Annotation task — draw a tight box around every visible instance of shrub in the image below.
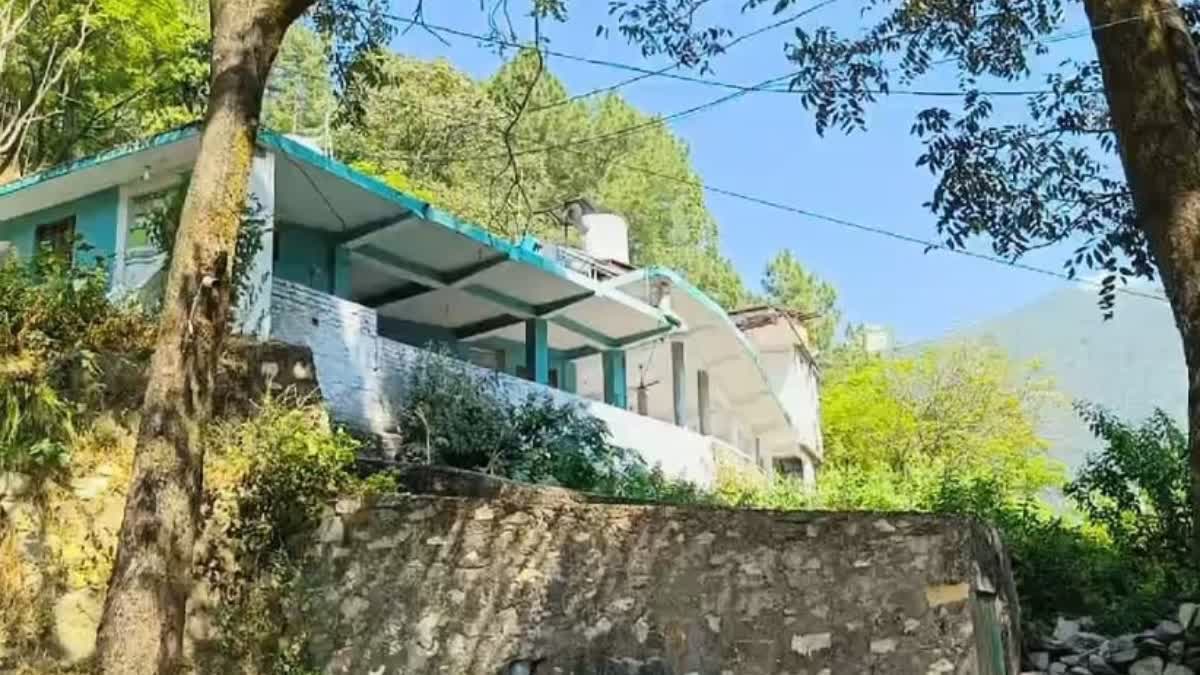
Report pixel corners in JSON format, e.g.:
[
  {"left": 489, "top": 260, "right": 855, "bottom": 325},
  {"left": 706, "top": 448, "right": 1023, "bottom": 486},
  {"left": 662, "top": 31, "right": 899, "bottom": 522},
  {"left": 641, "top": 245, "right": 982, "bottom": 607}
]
[
  {"left": 398, "top": 348, "right": 675, "bottom": 493},
  {"left": 200, "top": 396, "right": 393, "bottom": 673},
  {"left": 1068, "top": 403, "right": 1193, "bottom": 566},
  {"left": 0, "top": 255, "right": 154, "bottom": 471}
]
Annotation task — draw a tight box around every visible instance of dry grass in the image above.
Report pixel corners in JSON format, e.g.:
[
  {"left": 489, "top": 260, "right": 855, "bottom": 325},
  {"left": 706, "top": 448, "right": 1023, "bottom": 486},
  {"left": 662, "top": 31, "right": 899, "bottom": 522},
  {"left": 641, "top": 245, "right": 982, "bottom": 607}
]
[{"left": 0, "top": 525, "right": 47, "bottom": 659}]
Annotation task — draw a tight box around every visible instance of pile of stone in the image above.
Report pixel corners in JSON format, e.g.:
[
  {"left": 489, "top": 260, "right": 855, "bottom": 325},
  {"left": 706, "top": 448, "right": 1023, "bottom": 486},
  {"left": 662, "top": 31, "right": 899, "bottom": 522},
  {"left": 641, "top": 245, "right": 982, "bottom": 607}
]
[{"left": 1024, "top": 604, "right": 1200, "bottom": 675}]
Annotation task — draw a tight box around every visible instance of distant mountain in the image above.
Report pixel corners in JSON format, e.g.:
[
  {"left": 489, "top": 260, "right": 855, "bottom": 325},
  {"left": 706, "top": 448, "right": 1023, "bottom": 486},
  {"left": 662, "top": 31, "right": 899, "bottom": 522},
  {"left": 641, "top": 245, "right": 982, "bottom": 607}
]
[{"left": 941, "top": 285, "right": 1186, "bottom": 474}]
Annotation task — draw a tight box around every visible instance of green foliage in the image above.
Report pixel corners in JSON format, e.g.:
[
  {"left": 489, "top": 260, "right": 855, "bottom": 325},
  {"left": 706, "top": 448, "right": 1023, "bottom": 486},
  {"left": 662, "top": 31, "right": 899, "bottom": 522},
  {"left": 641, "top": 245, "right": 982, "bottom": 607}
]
[
  {"left": 731, "top": 358, "right": 1195, "bottom": 632},
  {"left": 333, "top": 50, "right": 751, "bottom": 308},
  {"left": 398, "top": 347, "right": 702, "bottom": 501},
  {"left": 219, "top": 402, "right": 363, "bottom": 563},
  {"left": 1068, "top": 403, "right": 1193, "bottom": 563},
  {"left": 400, "top": 348, "right": 622, "bottom": 488},
  {"left": 820, "top": 341, "right": 1064, "bottom": 499},
  {"left": 0, "top": 254, "right": 153, "bottom": 471},
  {"left": 202, "top": 397, "right": 392, "bottom": 674},
  {"left": 6, "top": 0, "right": 209, "bottom": 173},
  {"left": 759, "top": 249, "right": 840, "bottom": 353}
]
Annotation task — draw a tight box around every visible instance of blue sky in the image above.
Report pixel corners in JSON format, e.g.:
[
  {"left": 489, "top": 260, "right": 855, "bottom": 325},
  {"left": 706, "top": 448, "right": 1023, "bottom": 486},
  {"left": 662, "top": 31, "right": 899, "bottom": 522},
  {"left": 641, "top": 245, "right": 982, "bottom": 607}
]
[{"left": 386, "top": 1, "right": 1160, "bottom": 344}]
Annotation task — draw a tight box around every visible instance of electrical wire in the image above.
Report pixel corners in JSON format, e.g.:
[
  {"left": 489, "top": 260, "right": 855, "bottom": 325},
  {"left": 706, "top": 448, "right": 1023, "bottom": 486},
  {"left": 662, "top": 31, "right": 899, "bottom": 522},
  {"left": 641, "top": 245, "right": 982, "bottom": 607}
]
[{"left": 380, "top": 101, "right": 1168, "bottom": 305}]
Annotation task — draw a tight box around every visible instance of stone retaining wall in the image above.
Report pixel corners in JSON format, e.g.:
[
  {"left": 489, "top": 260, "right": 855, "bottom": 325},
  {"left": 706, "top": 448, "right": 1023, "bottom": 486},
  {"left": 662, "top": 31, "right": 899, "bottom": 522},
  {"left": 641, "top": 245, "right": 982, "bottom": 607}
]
[{"left": 299, "top": 467, "right": 1021, "bottom": 674}]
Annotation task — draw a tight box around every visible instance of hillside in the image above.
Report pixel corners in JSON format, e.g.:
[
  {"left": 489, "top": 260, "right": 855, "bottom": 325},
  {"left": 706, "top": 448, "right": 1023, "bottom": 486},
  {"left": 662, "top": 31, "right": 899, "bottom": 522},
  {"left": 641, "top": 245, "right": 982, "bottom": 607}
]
[{"left": 944, "top": 285, "right": 1186, "bottom": 474}]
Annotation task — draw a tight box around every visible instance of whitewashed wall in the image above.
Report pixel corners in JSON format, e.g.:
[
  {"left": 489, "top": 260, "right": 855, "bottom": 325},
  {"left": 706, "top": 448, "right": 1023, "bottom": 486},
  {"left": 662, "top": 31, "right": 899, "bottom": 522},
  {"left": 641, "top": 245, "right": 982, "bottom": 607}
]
[
  {"left": 269, "top": 280, "right": 718, "bottom": 486},
  {"left": 759, "top": 347, "right": 823, "bottom": 458}
]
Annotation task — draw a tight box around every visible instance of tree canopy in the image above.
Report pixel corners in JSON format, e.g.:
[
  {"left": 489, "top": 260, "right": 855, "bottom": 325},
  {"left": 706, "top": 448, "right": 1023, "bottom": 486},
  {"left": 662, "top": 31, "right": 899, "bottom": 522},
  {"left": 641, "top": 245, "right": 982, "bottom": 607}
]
[
  {"left": 327, "top": 44, "right": 753, "bottom": 307},
  {"left": 818, "top": 341, "right": 1064, "bottom": 507},
  {"left": 760, "top": 249, "right": 840, "bottom": 352},
  {"left": 1, "top": 0, "right": 208, "bottom": 175}
]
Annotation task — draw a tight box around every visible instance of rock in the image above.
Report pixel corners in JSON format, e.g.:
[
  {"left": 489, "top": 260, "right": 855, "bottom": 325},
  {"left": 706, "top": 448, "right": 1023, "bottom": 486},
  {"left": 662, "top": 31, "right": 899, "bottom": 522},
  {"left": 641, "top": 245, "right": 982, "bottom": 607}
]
[
  {"left": 1131, "top": 657, "right": 1166, "bottom": 675},
  {"left": 1067, "top": 632, "right": 1108, "bottom": 653},
  {"left": 1111, "top": 647, "right": 1142, "bottom": 665},
  {"left": 1166, "top": 666, "right": 1196, "bottom": 675},
  {"left": 1172, "top": 641, "right": 1187, "bottom": 661},
  {"left": 1182, "top": 604, "right": 1200, "bottom": 630},
  {"left": 1088, "top": 654, "right": 1119, "bottom": 675},
  {"left": 1143, "top": 639, "right": 1171, "bottom": 656},
  {"left": 316, "top": 516, "right": 344, "bottom": 544},
  {"left": 1056, "top": 618, "right": 1084, "bottom": 643},
  {"left": 0, "top": 472, "right": 31, "bottom": 498},
  {"left": 1062, "top": 654, "right": 1084, "bottom": 666},
  {"left": 1068, "top": 667, "right": 1091, "bottom": 675},
  {"left": 53, "top": 589, "right": 102, "bottom": 664},
  {"left": 1030, "top": 652, "right": 1051, "bottom": 670},
  {"left": 1159, "top": 622, "right": 1188, "bottom": 642},
  {"left": 1050, "top": 664, "right": 1069, "bottom": 675},
  {"left": 70, "top": 475, "right": 109, "bottom": 500}
]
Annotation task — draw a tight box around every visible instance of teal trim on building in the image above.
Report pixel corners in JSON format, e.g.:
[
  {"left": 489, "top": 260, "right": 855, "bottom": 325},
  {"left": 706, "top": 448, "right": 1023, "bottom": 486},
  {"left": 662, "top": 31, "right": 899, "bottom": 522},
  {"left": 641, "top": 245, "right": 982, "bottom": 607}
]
[
  {"left": 525, "top": 319, "right": 549, "bottom": 385},
  {"left": 603, "top": 350, "right": 628, "bottom": 409},
  {"left": 258, "top": 130, "right": 431, "bottom": 218},
  {"left": 0, "top": 187, "right": 120, "bottom": 275},
  {"left": 620, "top": 266, "right": 797, "bottom": 429},
  {"left": 0, "top": 125, "right": 200, "bottom": 199}
]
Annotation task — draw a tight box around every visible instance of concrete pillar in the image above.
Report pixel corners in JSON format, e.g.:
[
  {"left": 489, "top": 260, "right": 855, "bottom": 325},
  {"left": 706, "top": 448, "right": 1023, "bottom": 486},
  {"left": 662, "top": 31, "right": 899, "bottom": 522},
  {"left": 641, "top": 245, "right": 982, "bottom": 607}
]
[
  {"left": 525, "top": 319, "right": 549, "bottom": 384},
  {"left": 602, "top": 350, "right": 627, "bottom": 408},
  {"left": 671, "top": 341, "right": 687, "bottom": 427},
  {"left": 801, "top": 452, "right": 817, "bottom": 489},
  {"left": 697, "top": 369, "right": 711, "bottom": 436},
  {"left": 332, "top": 245, "right": 353, "bottom": 299}
]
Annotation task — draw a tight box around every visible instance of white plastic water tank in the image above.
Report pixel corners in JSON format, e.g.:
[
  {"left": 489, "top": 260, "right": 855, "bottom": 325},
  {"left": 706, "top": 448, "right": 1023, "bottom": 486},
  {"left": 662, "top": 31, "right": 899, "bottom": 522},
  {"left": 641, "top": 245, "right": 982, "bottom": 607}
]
[{"left": 580, "top": 212, "right": 630, "bottom": 264}]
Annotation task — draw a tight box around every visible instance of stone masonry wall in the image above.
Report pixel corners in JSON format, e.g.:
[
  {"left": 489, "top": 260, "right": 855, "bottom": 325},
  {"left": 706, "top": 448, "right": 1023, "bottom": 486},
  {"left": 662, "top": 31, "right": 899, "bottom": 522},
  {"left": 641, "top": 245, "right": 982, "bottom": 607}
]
[{"left": 300, "top": 468, "right": 1020, "bottom": 675}]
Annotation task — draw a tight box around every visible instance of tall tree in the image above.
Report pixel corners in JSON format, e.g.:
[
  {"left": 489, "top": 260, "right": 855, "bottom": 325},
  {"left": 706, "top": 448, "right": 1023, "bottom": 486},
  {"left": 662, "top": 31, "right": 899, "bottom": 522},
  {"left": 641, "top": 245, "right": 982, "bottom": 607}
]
[
  {"left": 262, "top": 24, "right": 337, "bottom": 141},
  {"left": 2, "top": 0, "right": 210, "bottom": 176},
  {"left": 93, "top": 0, "right": 332, "bottom": 671},
  {"left": 760, "top": 249, "right": 840, "bottom": 352}
]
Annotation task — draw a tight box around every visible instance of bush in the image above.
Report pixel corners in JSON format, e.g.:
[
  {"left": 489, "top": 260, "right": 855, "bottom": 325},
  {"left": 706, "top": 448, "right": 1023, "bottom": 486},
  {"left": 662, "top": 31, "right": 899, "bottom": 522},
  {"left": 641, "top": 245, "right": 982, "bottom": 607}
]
[
  {"left": 1068, "top": 403, "right": 1193, "bottom": 566},
  {"left": 398, "top": 348, "right": 691, "bottom": 495},
  {"left": 0, "top": 255, "right": 154, "bottom": 471},
  {"left": 200, "top": 396, "right": 393, "bottom": 673}
]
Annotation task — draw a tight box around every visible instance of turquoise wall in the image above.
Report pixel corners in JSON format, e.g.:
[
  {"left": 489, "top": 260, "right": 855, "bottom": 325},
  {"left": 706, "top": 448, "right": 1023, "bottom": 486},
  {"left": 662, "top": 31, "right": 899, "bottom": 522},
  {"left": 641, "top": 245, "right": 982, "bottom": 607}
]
[
  {"left": 274, "top": 223, "right": 337, "bottom": 294},
  {"left": 0, "top": 188, "right": 120, "bottom": 273}
]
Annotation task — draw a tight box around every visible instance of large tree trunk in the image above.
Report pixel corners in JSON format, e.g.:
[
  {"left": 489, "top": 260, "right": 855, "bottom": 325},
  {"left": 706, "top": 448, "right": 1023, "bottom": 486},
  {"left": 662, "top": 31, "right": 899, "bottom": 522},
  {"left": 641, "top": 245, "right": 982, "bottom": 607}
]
[
  {"left": 1084, "top": 0, "right": 1200, "bottom": 550},
  {"left": 94, "top": 0, "right": 308, "bottom": 671}
]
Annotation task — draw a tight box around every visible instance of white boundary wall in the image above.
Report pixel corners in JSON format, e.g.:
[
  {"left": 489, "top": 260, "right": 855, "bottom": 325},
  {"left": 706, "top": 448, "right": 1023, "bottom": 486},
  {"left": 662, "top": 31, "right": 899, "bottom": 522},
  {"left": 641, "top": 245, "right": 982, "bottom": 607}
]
[{"left": 270, "top": 280, "right": 718, "bottom": 486}]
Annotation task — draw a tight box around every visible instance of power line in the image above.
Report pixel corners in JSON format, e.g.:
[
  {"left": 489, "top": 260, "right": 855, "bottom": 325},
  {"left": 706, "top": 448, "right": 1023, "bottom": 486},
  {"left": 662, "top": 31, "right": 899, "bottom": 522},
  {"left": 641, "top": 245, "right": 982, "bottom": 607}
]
[
  {"left": 379, "top": 102, "right": 1167, "bottom": 305},
  {"left": 373, "top": 6, "right": 1056, "bottom": 104},
  {"left": 606, "top": 159, "right": 1167, "bottom": 304},
  {"left": 431, "top": 70, "right": 799, "bottom": 164}
]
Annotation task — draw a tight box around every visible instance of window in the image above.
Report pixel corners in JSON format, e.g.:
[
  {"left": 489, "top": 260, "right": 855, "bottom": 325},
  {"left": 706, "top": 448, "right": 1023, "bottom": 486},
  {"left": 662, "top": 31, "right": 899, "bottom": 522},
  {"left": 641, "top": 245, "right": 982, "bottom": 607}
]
[
  {"left": 35, "top": 217, "right": 75, "bottom": 262},
  {"left": 127, "top": 187, "right": 179, "bottom": 254}
]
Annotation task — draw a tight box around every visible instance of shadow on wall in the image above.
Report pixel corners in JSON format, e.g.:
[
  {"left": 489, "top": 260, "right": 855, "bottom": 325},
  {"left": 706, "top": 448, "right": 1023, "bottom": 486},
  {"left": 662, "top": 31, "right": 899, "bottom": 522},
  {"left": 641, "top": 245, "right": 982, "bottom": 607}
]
[{"left": 297, "top": 468, "right": 1020, "bottom": 675}]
